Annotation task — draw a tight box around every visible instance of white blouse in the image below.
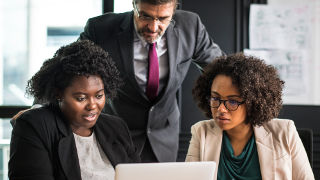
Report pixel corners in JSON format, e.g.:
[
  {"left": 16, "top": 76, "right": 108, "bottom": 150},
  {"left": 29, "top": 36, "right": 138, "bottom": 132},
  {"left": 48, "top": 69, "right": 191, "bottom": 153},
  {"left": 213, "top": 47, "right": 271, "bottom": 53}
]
[{"left": 73, "top": 132, "right": 115, "bottom": 180}]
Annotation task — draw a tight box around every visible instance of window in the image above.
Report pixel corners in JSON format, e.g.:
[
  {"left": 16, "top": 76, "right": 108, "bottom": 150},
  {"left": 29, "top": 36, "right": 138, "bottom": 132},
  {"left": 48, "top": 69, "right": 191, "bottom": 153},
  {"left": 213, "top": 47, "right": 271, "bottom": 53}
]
[
  {"left": 0, "top": 0, "right": 102, "bottom": 179},
  {"left": 0, "top": 0, "right": 102, "bottom": 106},
  {"left": 114, "top": 0, "right": 133, "bottom": 13}
]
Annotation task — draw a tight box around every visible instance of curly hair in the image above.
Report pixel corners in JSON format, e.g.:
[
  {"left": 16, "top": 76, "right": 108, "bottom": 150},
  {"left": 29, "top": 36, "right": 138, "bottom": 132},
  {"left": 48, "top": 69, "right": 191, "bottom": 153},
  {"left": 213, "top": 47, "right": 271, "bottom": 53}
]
[
  {"left": 192, "top": 53, "right": 284, "bottom": 126},
  {"left": 26, "top": 40, "right": 122, "bottom": 104}
]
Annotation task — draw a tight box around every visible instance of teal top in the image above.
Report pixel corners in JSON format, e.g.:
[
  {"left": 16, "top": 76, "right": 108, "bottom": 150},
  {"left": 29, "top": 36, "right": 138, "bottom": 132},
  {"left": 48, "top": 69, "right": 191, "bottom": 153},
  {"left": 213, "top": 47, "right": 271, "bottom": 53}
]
[{"left": 217, "top": 131, "right": 262, "bottom": 180}]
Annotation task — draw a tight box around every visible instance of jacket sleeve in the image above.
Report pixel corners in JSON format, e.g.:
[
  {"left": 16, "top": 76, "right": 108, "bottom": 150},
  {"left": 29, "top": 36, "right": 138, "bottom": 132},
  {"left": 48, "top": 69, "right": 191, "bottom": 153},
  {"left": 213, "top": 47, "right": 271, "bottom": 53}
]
[
  {"left": 288, "top": 121, "right": 315, "bottom": 180},
  {"left": 192, "top": 14, "right": 225, "bottom": 70},
  {"left": 185, "top": 124, "right": 201, "bottom": 161},
  {"left": 118, "top": 118, "right": 141, "bottom": 163},
  {"left": 8, "top": 113, "right": 55, "bottom": 180}
]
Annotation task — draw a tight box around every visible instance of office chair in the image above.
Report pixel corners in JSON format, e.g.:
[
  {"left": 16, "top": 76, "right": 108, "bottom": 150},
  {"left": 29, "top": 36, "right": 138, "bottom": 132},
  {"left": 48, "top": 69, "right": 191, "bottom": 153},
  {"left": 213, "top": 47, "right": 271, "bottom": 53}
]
[{"left": 297, "top": 128, "right": 313, "bottom": 168}]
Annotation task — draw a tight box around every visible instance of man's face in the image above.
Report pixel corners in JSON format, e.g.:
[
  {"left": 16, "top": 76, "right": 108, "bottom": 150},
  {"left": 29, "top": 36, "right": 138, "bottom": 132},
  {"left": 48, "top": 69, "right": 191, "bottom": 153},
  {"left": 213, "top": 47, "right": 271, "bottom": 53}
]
[{"left": 133, "top": 2, "right": 175, "bottom": 43}]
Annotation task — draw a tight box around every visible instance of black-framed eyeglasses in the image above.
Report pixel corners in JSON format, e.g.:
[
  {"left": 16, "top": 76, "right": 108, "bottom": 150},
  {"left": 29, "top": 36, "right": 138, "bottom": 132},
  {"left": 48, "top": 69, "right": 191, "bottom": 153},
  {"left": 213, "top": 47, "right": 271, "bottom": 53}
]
[
  {"left": 133, "top": 1, "right": 173, "bottom": 25},
  {"left": 209, "top": 97, "right": 244, "bottom": 111}
]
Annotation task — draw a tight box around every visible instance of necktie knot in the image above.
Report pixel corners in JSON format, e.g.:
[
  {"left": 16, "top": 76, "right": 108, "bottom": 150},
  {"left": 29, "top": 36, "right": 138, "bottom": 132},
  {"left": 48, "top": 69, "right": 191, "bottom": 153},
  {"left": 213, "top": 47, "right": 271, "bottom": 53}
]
[{"left": 146, "top": 43, "right": 159, "bottom": 101}]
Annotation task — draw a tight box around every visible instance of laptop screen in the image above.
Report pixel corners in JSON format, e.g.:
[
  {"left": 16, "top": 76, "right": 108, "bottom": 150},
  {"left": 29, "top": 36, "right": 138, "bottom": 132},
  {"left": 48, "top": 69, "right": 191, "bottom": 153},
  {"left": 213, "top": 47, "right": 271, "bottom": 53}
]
[{"left": 115, "top": 161, "right": 216, "bottom": 180}]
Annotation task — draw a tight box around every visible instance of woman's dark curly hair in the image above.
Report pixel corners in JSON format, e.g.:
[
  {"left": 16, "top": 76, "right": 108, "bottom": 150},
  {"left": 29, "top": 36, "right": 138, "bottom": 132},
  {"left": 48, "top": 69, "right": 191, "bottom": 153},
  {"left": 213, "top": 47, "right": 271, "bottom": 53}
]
[
  {"left": 192, "top": 53, "right": 284, "bottom": 126},
  {"left": 26, "top": 40, "right": 122, "bottom": 104}
]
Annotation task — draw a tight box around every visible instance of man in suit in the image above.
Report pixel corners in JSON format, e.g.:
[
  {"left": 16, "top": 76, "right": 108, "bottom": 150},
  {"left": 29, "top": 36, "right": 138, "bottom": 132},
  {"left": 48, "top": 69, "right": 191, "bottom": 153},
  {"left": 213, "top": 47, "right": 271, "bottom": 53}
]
[{"left": 79, "top": 0, "right": 224, "bottom": 162}]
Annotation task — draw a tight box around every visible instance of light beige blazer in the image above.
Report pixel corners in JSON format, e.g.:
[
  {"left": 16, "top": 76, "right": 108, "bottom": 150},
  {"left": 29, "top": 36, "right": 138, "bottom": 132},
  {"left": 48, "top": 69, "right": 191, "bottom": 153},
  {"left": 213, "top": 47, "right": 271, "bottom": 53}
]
[{"left": 185, "top": 119, "right": 314, "bottom": 180}]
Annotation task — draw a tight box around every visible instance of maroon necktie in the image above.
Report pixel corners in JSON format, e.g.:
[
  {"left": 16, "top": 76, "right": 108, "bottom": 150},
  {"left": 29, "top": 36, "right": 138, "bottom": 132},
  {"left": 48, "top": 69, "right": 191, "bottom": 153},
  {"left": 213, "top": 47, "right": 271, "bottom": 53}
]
[{"left": 146, "top": 43, "right": 159, "bottom": 100}]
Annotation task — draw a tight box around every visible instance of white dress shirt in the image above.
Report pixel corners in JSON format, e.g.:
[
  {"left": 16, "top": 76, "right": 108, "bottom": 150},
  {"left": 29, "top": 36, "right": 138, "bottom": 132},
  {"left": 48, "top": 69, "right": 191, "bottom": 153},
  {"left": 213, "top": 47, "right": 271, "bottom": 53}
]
[
  {"left": 133, "top": 24, "right": 169, "bottom": 95},
  {"left": 73, "top": 132, "right": 115, "bottom": 180}
]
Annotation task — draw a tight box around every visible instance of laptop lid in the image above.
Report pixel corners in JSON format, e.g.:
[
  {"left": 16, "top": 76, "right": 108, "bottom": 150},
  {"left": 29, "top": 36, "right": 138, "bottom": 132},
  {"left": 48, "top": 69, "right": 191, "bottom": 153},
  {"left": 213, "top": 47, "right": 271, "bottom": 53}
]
[{"left": 115, "top": 161, "right": 216, "bottom": 180}]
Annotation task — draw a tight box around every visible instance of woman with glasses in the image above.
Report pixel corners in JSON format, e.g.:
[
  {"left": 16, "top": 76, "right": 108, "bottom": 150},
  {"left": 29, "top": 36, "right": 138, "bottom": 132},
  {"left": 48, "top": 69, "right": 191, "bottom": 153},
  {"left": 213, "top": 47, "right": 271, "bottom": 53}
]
[
  {"left": 9, "top": 40, "right": 140, "bottom": 180},
  {"left": 185, "top": 53, "right": 314, "bottom": 179}
]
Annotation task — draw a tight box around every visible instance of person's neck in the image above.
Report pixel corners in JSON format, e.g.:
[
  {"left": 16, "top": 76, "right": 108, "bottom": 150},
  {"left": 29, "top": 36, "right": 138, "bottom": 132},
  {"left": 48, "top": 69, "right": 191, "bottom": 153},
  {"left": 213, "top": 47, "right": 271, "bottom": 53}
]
[
  {"left": 226, "top": 124, "right": 252, "bottom": 142},
  {"left": 225, "top": 124, "right": 253, "bottom": 156},
  {"left": 72, "top": 127, "right": 93, "bottom": 137}
]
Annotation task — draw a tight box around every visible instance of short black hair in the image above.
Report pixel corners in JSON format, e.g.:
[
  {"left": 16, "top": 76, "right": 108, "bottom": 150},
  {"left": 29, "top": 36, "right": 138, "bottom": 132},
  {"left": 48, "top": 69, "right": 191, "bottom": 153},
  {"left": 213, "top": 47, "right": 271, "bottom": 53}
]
[
  {"left": 192, "top": 53, "right": 284, "bottom": 126},
  {"left": 26, "top": 40, "right": 122, "bottom": 104}
]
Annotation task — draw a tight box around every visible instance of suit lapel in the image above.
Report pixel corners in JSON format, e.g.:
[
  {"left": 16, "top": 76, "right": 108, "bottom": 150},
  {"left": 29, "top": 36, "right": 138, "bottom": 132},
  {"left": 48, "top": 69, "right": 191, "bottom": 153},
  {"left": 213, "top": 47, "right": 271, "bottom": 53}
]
[
  {"left": 56, "top": 116, "right": 82, "bottom": 180},
  {"left": 203, "top": 121, "right": 222, "bottom": 162},
  {"left": 161, "top": 21, "right": 179, "bottom": 99},
  {"left": 116, "top": 12, "right": 148, "bottom": 100},
  {"left": 254, "top": 125, "right": 275, "bottom": 180},
  {"left": 205, "top": 121, "right": 223, "bottom": 180},
  {"left": 94, "top": 123, "right": 117, "bottom": 168}
]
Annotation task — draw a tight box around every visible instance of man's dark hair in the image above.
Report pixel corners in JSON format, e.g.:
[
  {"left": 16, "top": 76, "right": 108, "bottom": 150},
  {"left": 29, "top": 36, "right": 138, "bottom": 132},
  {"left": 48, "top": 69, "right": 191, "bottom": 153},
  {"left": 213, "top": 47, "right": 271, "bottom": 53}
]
[
  {"left": 26, "top": 40, "right": 122, "bottom": 104},
  {"left": 192, "top": 53, "right": 284, "bottom": 126}
]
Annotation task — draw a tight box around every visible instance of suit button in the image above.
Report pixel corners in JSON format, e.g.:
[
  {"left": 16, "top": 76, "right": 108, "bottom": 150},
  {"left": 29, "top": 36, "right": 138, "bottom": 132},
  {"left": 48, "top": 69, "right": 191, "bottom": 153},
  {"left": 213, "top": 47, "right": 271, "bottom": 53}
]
[
  {"left": 150, "top": 106, "right": 154, "bottom": 112},
  {"left": 147, "top": 128, "right": 151, "bottom": 134}
]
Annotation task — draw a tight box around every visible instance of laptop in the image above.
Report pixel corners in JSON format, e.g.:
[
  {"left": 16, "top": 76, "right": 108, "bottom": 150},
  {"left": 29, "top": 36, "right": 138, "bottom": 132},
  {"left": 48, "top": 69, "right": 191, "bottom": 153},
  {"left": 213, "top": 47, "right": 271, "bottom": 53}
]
[{"left": 115, "top": 161, "right": 216, "bottom": 180}]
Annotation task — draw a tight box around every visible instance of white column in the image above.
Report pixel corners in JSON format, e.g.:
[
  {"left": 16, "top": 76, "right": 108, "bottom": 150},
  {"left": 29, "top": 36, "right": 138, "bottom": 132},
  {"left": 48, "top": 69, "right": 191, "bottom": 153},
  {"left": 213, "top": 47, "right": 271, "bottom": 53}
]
[{"left": 0, "top": 0, "right": 3, "bottom": 105}]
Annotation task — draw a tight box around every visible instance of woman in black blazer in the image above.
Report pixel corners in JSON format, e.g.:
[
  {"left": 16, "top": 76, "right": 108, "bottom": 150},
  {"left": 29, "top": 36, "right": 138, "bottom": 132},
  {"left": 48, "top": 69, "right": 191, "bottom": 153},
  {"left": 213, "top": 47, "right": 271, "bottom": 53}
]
[{"left": 9, "top": 40, "right": 140, "bottom": 180}]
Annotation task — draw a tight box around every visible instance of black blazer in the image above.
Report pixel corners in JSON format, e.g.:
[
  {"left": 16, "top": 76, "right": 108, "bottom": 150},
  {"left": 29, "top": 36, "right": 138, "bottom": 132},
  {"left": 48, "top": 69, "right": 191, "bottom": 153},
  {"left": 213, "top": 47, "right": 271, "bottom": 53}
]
[
  {"left": 80, "top": 10, "right": 224, "bottom": 161},
  {"left": 9, "top": 104, "right": 140, "bottom": 180}
]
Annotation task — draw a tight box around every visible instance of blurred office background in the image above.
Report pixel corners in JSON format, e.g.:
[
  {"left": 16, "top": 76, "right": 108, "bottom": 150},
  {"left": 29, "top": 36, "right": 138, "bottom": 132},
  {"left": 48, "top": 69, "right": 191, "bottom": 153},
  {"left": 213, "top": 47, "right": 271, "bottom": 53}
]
[
  {"left": 0, "top": 0, "right": 102, "bottom": 179},
  {"left": 0, "top": 0, "right": 319, "bottom": 179}
]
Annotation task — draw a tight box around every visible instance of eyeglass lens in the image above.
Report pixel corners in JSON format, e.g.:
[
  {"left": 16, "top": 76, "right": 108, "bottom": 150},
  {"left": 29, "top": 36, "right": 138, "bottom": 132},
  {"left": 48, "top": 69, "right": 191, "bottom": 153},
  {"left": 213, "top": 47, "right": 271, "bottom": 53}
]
[{"left": 210, "top": 98, "right": 241, "bottom": 111}]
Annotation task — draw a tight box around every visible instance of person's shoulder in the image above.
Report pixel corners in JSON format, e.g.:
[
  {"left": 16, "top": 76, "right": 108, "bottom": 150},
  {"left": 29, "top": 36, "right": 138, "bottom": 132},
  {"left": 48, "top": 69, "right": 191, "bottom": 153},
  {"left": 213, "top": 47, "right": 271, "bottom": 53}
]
[
  {"left": 172, "top": 10, "right": 203, "bottom": 30},
  {"left": 263, "top": 118, "right": 295, "bottom": 131},
  {"left": 174, "top": 10, "right": 199, "bottom": 18},
  {"left": 18, "top": 105, "right": 54, "bottom": 122},
  {"left": 14, "top": 105, "right": 58, "bottom": 132},
  {"left": 259, "top": 118, "right": 297, "bottom": 143},
  {"left": 173, "top": 10, "right": 200, "bottom": 22},
  {"left": 192, "top": 119, "right": 217, "bottom": 132}
]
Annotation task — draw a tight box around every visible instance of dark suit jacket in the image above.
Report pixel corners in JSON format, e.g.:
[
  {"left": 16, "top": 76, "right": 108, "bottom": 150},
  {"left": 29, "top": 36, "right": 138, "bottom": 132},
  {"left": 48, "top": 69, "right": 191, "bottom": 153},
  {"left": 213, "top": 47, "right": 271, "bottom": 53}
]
[
  {"left": 79, "top": 10, "right": 224, "bottom": 162},
  {"left": 9, "top": 104, "right": 140, "bottom": 180}
]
